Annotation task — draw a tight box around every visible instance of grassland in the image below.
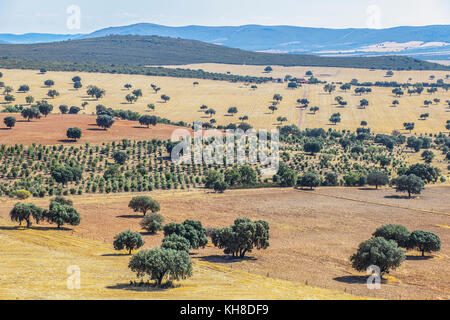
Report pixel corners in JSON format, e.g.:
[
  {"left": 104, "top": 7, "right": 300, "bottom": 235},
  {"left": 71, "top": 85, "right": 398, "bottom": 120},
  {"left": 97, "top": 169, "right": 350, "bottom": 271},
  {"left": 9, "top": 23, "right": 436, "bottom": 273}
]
[
  {"left": 0, "top": 215, "right": 360, "bottom": 300},
  {"left": 1, "top": 66, "right": 449, "bottom": 133},
  {"left": 0, "top": 187, "right": 448, "bottom": 300}
]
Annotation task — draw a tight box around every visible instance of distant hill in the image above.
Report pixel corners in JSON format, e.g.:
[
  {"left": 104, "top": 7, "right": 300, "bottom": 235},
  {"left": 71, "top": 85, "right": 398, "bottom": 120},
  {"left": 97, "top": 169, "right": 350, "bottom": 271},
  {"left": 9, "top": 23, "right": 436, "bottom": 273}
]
[
  {"left": 0, "top": 33, "right": 80, "bottom": 44},
  {"left": 0, "top": 35, "right": 448, "bottom": 70},
  {"left": 0, "top": 23, "right": 448, "bottom": 60}
]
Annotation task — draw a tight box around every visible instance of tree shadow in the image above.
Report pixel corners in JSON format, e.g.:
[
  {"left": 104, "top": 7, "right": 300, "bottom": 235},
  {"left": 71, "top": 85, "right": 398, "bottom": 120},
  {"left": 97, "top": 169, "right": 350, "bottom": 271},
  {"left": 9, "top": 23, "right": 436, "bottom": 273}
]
[
  {"left": 0, "top": 225, "right": 71, "bottom": 231},
  {"left": 116, "top": 215, "right": 144, "bottom": 219},
  {"left": 384, "top": 195, "right": 413, "bottom": 200},
  {"left": 196, "top": 255, "right": 257, "bottom": 264},
  {"left": 358, "top": 187, "right": 377, "bottom": 191},
  {"left": 57, "top": 139, "right": 77, "bottom": 143},
  {"left": 333, "top": 275, "right": 374, "bottom": 284},
  {"left": 406, "top": 255, "right": 433, "bottom": 261},
  {"left": 87, "top": 128, "right": 106, "bottom": 131},
  {"left": 0, "top": 128, "right": 12, "bottom": 131},
  {"left": 106, "top": 283, "right": 176, "bottom": 292},
  {"left": 101, "top": 253, "right": 131, "bottom": 257}
]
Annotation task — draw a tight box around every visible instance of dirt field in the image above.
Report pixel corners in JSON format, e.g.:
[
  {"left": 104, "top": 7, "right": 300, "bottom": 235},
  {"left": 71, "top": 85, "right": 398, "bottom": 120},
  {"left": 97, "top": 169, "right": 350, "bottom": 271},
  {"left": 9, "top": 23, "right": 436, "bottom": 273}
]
[
  {"left": 1, "top": 67, "right": 449, "bottom": 134},
  {"left": 0, "top": 113, "right": 181, "bottom": 145},
  {"left": 1, "top": 187, "right": 448, "bottom": 300}
]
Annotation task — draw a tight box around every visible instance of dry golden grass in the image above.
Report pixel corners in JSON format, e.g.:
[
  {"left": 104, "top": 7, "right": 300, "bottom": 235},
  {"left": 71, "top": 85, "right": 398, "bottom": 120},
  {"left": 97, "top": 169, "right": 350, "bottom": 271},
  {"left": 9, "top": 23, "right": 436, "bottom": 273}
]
[
  {"left": 1, "top": 66, "right": 449, "bottom": 133},
  {"left": 0, "top": 217, "right": 362, "bottom": 300}
]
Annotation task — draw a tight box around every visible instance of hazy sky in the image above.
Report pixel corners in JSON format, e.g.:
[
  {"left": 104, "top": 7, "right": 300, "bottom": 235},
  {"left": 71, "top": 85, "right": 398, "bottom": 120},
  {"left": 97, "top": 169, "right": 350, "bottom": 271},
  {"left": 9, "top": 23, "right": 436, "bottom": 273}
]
[{"left": 0, "top": 0, "right": 449, "bottom": 34}]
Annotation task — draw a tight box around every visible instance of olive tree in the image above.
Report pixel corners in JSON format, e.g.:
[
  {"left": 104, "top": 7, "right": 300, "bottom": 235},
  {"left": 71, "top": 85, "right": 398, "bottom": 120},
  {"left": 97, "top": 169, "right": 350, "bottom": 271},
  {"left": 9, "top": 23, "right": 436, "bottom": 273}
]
[
  {"left": 3, "top": 116, "right": 16, "bottom": 129},
  {"left": 10, "top": 203, "right": 44, "bottom": 228},
  {"left": 408, "top": 230, "right": 441, "bottom": 257},
  {"left": 66, "top": 127, "right": 82, "bottom": 141},
  {"left": 163, "top": 220, "right": 208, "bottom": 250},
  {"left": 128, "top": 248, "right": 193, "bottom": 286},
  {"left": 395, "top": 174, "right": 425, "bottom": 198},
  {"left": 46, "top": 201, "right": 81, "bottom": 229},
  {"left": 372, "top": 224, "right": 411, "bottom": 248},
  {"left": 367, "top": 171, "right": 389, "bottom": 189},
  {"left": 211, "top": 218, "right": 269, "bottom": 258},
  {"left": 140, "top": 213, "right": 164, "bottom": 234},
  {"left": 128, "top": 196, "right": 160, "bottom": 216},
  {"left": 113, "top": 230, "right": 145, "bottom": 255},
  {"left": 350, "top": 237, "right": 405, "bottom": 277}
]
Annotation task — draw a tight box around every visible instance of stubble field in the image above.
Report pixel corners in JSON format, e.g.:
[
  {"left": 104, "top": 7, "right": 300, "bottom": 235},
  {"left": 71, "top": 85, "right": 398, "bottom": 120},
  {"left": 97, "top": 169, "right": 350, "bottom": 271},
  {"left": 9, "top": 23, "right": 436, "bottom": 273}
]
[
  {"left": 1, "top": 66, "right": 449, "bottom": 133},
  {"left": 0, "top": 186, "right": 448, "bottom": 300}
]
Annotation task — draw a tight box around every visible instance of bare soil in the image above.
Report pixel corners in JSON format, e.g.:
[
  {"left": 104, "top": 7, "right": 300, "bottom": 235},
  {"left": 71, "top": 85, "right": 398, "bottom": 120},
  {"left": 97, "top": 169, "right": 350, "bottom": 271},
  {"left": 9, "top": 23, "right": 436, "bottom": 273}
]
[{"left": 0, "top": 113, "right": 182, "bottom": 145}]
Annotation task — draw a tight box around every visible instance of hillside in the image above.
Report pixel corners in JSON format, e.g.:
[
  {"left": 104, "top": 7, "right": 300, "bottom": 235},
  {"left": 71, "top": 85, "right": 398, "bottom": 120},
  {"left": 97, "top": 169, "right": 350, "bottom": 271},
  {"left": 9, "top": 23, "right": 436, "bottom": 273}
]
[
  {"left": 0, "top": 35, "right": 448, "bottom": 70},
  {"left": 1, "top": 23, "right": 449, "bottom": 60}
]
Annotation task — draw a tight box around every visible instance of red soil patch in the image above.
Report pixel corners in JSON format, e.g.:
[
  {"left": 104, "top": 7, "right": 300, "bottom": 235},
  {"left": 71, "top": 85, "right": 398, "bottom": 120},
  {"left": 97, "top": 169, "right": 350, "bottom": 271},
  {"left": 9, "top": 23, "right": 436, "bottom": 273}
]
[{"left": 0, "top": 113, "right": 187, "bottom": 145}]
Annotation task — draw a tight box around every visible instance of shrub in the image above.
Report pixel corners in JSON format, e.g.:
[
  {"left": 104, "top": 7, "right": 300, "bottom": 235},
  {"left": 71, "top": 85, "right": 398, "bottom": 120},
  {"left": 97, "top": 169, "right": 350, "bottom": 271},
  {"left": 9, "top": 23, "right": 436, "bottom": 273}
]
[
  {"left": 140, "top": 213, "right": 164, "bottom": 234},
  {"left": 15, "top": 189, "right": 31, "bottom": 200}
]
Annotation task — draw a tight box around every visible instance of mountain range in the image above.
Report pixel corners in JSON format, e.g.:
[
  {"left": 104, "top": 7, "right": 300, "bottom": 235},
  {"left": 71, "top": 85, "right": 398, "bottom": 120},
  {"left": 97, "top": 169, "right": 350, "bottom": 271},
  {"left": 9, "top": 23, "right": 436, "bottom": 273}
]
[{"left": 0, "top": 23, "right": 448, "bottom": 61}]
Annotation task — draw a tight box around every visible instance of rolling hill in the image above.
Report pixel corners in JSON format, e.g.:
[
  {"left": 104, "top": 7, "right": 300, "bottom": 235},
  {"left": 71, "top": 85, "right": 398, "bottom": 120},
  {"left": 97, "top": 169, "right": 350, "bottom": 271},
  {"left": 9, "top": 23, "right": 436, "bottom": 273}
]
[
  {"left": 1, "top": 23, "right": 448, "bottom": 60},
  {"left": 0, "top": 35, "right": 448, "bottom": 70}
]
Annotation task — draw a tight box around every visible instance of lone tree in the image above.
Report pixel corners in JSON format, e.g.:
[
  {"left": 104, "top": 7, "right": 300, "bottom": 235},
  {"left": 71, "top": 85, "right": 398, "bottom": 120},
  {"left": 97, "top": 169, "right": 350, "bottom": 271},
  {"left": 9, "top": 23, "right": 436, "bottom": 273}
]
[
  {"left": 10, "top": 203, "right": 44, "bottom": 228},
  {"left": 140, "top": 213, "right": 164, "bottom": 234},
  {"left": 139, "top": 115, "right": 157, "bottom": 128},
  {"left": 323, "top": 83, "right": 336, "bottom": 94},
  {"left": 227, "top": 107, "right": 238, "bottom": 116},
  {"left": 211, "top": 218, "right": 270, "bottom": 258},
  {"left": 3, "top": 116, "right": 16, "bottom": 129},
  {"left": 264, "top": 66, "right": 273, "bottom": 73},
  {"left": 350, "top": 237, "right": 405, "bottom": 277},
  {"left": 113, "top": 230, "right": 145, "bottom": 255},
  {"left": 373, "top": 224, "right": 411, "bottom": 248},
  {"left": 96, "top": 114, "right": 115, "bottom": 130},
  {"left": 163, "top": 220, "right": 208, "bottom": 250},
  {"left": 46, "top": 201, "right": 81, "bottom": 229},
  {"left": 128, "top": 196, "right": 160, "bottom": 216},
  {"left": 395, "top": 174, "right": 425, "bottom": 198},
  {"left": 408, "top": 230, "right": 441, "bottom": 257},
  {"left": 66, "top": 127, "right": 82, "bottom": 141},
  {"left": 329, "top": 113, "right": 341, "bottom": 125},
  {"left": 161, "top": 94, "right": 170, "bottom": 103},
  {"left": 128, "top": 248, "right": 193, "bottom": 287},
  {"left": 47, "top": 89, "right": 59, "bottom": 99},
  {"left": 367, "top": 171, "right": 389, "bottom": 189},
  {"left": 44, "top": 79, "right": 55, "bottom": 87}
]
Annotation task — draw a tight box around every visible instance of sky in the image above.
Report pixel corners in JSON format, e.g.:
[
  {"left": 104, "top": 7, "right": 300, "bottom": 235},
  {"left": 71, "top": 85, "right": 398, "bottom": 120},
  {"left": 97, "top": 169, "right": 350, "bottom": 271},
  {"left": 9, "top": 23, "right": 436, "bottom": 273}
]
[{"left": 0, "top": 0, "right": 449, "bottom": 34}]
